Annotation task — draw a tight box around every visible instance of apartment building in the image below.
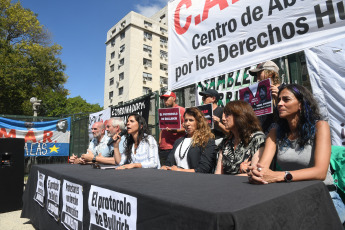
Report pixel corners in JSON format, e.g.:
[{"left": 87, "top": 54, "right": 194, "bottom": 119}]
[{"left": 104, "top": 6, "right": 168, "bottom": 107}]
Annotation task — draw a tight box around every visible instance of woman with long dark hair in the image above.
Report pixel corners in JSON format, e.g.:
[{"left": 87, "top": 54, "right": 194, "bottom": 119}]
[
  {"left": 248, "top": 84, "right": 345, "bottom": 223},
  {"left": 214, "top": 100, "right": 265, "bottom": 174},
  {"left": 161, "top": 107, "right": 217, "bottom": 173},
  {"left": 113, "top": 113, "right": 160, "bottom": 169}
]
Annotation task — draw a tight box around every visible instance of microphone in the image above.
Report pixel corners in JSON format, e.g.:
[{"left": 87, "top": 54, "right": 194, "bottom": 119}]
[{"left": 107, "top": 130, "right": 127, "bottom": 146}]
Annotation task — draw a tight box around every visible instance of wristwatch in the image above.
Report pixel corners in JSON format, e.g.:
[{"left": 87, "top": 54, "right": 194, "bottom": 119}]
[
  {"left": 92, "top": 155, "right": 96, "bottom": 163},
  {"left": 284, "top": 171, "right": 293, "bottom": 182}
]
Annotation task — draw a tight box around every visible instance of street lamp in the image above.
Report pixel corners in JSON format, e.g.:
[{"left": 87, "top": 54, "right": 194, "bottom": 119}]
[{"left": 30, "top": 97, "right": 42, "bottom": 117}]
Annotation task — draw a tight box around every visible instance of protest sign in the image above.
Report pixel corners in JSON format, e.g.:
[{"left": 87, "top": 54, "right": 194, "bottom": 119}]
[
  {"left": 61, "top": 180, "right": 83, "bottom": 230},
  {"left": 0, "top": 117, "right": 71, "bottom": 157},
  {"left": 158, "top": 107, "right": 182, "bottom": 129},
  {"left": 168, "top": 0, "right": 345, "bottom": 90},
  {"left": 88, "top": 185, "right": 137, "bottom": 230},
  {"left": 46, "top": 176, "right": 61, "bottom": 221},
  {"left": 34, "top": 170, "right": 45, "bottom": 207},
  {"left": 196, "top": 103, "right": 213, "bottom": 128},
  {"left": 111, "top": 94, "right": 150, "bottom": 123},
  {"left": 239, "top": 78, "right": 273, "bottom": 116},
  {"left": 89, "top": 108, "right": 111, "bottom": 140},
  {"left": 195, "top": 67, "right": 256, "bottom": 106}
]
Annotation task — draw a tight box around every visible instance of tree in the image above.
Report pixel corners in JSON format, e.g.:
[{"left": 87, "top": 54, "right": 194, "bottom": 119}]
[
  {"left": 0, "top": 0, "right": 68, "bottom": 115},
  {"left": 65, "top": 96, "right": 103, "bottom": 114}
]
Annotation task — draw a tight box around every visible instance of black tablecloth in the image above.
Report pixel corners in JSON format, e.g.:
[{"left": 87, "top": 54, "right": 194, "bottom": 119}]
[{"left": 21, "top": 164, "right": 343, "bottom": 230}]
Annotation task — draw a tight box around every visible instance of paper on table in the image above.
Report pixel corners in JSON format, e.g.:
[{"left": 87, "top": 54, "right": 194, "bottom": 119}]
[{"left": 100, "top": 165, "right": 119, "bottom": 170}]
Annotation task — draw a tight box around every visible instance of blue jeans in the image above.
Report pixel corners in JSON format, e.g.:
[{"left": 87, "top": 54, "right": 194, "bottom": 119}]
[{"left": 329, "top": 191, "right": 345, "bottom": 224}]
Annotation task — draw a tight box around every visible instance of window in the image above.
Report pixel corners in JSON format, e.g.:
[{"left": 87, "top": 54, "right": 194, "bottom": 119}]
[
  {"left": 110, "top": 64, "right": 114, "bottom": 72},
  {"left": 110, "top": 38, "right": 115, "bottom": 47},
  {"left": 144, "top": 31, "right": 152, "bottom": 40},
  {"left": 110, "top": 77, "right": 114, "bottom": 86},
  {"left": 119, "top": 45, "right": 125, "bottom": 53},
  {"left": 112, "top": 29, "right": 116, "bottom": 34},
  {"left": 143, "top": 58, "right": 152, "bottom": 68},
  {"left": 160, "top": 14, "right": 165, "bottom": 21},
  {"left": 160, "top": 27, "right": 167, "bottom": 33},
  {"left": 143, "top": 72, "right": 152, "bottom": 81},
  {"left": 143, "top": 87, "right": 151, "bottom": 94},
  {"left": 119, "top": 72, "right": 124, "bottom": 81},
  {"left": 160, "top": 76, "right": 168, "bottom": 85},
  {"left": 160, "top": 50, "right": 168, "bottom": 59},
  {"left": 143, "top": 44, "right": 152, "bottom": 54},
  {"left": 121, "top": 20, "right": 126, "bottom": 27},
  {"left": 160, "top": 37, "right": 168, "bottom": 46},
  {"left": 118, "top": 58, "right": 124, "bottom": 69},
  {"left": 144, "top": 21, "right": 152, "bottom": 27},
  {"left": 111, "top": 52, "right": 115, "bottom": 59},
  {"left": 109, "top": 91, "right": 113, "bottom": 99},
  {"left": 119, "top": 87, "right": 123, "bottom": 96},
  {"left": 120, "top": 32, "right": 125, "bottom": 40},
  {"left": 160, "top": 63, "right": 168, "bottom": 71}
]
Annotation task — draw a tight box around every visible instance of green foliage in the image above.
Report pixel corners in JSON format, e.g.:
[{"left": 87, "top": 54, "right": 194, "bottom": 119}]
[
  {"left": 65, "top": 96, "right": 103, "bottom": 114},
  {"left": 0, "top": 0, "right": 103, "bottom": 117},
  {"left": 0, "top": 0, "right": 67, "bottom": 116}
]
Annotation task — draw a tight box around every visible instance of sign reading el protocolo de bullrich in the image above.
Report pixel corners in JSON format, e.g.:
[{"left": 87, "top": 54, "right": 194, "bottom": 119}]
[{"left": 88, "top": 185, "right": 138, "bottom": 230}]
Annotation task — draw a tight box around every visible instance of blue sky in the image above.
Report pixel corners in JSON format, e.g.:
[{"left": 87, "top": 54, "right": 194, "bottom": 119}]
[{"left": 20, "top": 0, "right": 168, "bottom": 107}]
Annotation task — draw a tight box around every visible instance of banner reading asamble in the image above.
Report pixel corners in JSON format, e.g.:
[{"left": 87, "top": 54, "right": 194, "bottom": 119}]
[{"left": 168, "top": 0, "right": 345, "bottom": 90}]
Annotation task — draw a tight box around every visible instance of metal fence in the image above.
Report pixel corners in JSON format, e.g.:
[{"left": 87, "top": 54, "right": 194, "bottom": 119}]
[
  {"left": 67, "top": 113, "right": 90, "bottom": 156},
  {"left": 0, "top": 89, "right": 194, "bottom": 181}
]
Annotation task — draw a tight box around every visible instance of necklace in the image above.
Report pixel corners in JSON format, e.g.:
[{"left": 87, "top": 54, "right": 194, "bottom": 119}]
[{"left": 179, "top": 138, "right": 192, "bottom": 160}]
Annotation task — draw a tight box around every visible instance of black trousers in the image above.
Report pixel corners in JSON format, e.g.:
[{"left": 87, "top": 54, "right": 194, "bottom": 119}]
[{"left": 159, "top": 149, "right": 172, "bottom": 166}]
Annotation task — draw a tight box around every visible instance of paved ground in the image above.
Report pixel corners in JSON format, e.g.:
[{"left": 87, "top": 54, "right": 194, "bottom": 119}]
[{"left": 0, "top": 210, "right": 35, "bottom": 230}]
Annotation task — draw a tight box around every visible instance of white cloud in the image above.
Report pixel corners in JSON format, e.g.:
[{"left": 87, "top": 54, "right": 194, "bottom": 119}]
[{"left": 134, "top": 0, "right": 169, "bottom": 17}]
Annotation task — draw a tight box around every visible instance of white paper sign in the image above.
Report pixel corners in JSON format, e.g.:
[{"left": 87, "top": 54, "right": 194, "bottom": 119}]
[
  {"left": 34, "top": 170, "right": 45, "bottom": 207},
  {"left": 88, "top": 185, "right": 137, "bottom": 230},
  {"left": 168, "top": 0, "right": 345, "bottom": 90},
  {"left": 46, "top": 176, "right": 61, "bottom": 221},
  {"left": 88, "top": 108, "right": 111, "bottom": 140},
  {"left": 61, "top": 180, "right": 83, "bottom": 230}
]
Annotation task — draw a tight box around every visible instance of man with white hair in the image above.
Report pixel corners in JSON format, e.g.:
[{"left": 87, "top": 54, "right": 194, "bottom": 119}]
[{"left": 71, "top": 118, "right": 125, "bottom": 165}]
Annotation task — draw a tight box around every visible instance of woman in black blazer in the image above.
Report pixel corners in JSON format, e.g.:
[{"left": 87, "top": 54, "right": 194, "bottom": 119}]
[{"left": 161, "top": 107, "right": 217, "bottom": 173}]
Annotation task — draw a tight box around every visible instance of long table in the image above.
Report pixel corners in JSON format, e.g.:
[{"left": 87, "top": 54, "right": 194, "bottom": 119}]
[{"left": 21, "top": 164, "right": 343, "bottom": 230}]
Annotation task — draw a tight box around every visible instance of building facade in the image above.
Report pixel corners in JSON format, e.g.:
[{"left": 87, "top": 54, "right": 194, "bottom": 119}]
[{"left": 104, "top": 6, "right": 168, "bottom": 107}]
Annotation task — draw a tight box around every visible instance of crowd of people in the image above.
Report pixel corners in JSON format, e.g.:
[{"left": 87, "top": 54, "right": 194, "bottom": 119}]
[{"left": 70, "top": 60, "right": 345, "bottom": 224}]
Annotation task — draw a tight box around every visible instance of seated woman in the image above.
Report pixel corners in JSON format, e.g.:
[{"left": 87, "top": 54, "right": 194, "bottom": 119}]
[
  {"left": 161, "top": 107, "right": 216, "bottom": 173},
  {"left": 113, "top": 113, "right": 160, "bottom": 169},
  {"left": 248, "top": 84, "right": 345, "bottom": 223},
  {"left": 215, "top": 101, "right": 265, "bottom": 175}
]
